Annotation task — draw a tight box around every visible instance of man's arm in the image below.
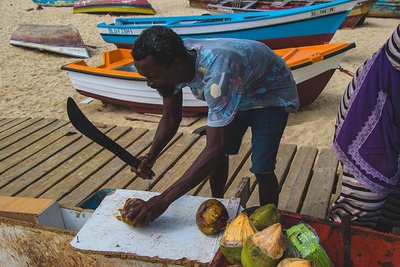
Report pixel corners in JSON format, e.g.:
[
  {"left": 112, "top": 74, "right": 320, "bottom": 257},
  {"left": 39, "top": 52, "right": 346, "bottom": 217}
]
[
  {"left": 124, "top": 125, "right": 230, "bottom": 226},
  {"left": 150, "top": 91, "right": 183, "bottom": 158},
  {"left": 134, "top": 91, "right": 183, "bottom": 178}
]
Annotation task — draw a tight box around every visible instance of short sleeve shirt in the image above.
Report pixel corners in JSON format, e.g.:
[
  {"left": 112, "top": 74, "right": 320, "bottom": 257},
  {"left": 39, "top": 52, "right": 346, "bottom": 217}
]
[{"left": 176, "top": 38, "right": 299, "bottom": 127}]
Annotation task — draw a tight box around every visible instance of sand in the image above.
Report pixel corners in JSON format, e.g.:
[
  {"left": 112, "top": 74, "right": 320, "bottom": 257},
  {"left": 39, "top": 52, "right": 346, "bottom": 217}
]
[{"left": 0, "top": 0, "right": 398, "bottom": 149}]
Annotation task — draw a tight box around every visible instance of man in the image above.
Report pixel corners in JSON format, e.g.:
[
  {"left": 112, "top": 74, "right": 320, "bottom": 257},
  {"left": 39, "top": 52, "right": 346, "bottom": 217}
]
[{"left": 124, "top": 26, "right": 299, "bottom": 227}]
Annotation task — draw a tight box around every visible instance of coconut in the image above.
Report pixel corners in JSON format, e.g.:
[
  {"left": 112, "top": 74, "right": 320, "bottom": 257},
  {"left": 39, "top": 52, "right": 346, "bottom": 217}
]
[
  {"left": 241, "top": 223, "right": 285, "bottom": 267},
  {"left": 277, "top": 258, "right": 313, "bottom": 267},
  {"left": 220, "top": 213, "right": 257, "bottom": 264},
  {"left": 195, "top": 199, "right": 229, "bottom": 235},
  {"left": 116, "top": 198, "right": 146, "bottom": 226},
  {"left": 249, "top": 204, "right": 281, "bottom": 231}
]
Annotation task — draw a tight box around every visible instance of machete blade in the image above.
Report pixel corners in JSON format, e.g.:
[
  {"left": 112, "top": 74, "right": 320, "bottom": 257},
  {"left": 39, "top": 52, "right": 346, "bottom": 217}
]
[{"left": 66, "top": 97, "right": 155, "bottom": 179}]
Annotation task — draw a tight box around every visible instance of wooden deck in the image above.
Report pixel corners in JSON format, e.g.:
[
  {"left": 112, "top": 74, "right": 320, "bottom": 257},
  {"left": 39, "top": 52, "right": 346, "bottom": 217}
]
[{"left": 0, "top": 117, "right": 340, "bottom": 219}]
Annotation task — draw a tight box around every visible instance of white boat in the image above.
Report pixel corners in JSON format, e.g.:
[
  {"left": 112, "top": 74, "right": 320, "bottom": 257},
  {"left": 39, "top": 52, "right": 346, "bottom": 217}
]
[{"left": 62, "top": 43, "right": 355, "bottom": 116}]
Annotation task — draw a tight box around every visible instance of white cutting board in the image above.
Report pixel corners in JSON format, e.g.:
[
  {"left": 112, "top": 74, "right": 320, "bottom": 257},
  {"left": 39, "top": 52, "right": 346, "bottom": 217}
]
[{"left": 70, "top": 189, "right": 240, "bottom": 264}]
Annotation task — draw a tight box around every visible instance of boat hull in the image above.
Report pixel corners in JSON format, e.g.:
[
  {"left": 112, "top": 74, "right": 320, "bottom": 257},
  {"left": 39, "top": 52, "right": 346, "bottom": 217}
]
[
  {"left": 97, "top": 0, "right": 356, "bottom": 50},
  {"left": 73, "top": 0, "right": 155, "bottom": 14},
  {"left": 32, "top": 0, "right": 76, "bottom": 6},
  {"left": 9, "top": 24, "right": 89, "bottom": 58},
  {"left": 63, "top": 44, "right": 353, "bottom": 116},
  {"left": 340, "top": 0, "right": 377, "bottom": 28},
  {"left": 367, "top": 0, "right": 400, "bottom": 17}
]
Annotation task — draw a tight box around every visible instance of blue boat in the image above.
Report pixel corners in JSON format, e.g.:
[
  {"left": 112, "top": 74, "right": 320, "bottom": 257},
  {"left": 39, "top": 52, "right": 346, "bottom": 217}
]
[
  {"left": 97, "top": 0, "right": 357, "bottom": 50},
  {"left": 368, "top": 0, "right": 400, "bottom": 17},
  {"left": 32, "top": 0, "right": 76, "bottom": 6}
]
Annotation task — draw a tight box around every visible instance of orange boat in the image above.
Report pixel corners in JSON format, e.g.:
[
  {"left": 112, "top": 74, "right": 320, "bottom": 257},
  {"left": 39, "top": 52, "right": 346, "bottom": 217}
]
[{"left": 62, "top": 43, "right": 355, "bottom": 116}]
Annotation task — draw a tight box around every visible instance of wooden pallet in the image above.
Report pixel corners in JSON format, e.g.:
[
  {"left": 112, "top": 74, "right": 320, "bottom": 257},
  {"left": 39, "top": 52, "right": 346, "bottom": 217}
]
[{"left": 0, "top": 118, "right": 339, "bottom": 219}]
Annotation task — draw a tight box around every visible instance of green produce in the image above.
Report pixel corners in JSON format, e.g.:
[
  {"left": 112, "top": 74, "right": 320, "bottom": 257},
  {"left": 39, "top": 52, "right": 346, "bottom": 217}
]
[
  {"left": 220, "top": 213, "right": 257, "bottom": 264},
  {"left": 286, "top": 223, "right": 333, "bottom": 267},
  {"left": 241, "top": 223, "right": 285, "bottom": 267},
  {"left": 249, "top": 204, "right": 281, "bottom": 231}
]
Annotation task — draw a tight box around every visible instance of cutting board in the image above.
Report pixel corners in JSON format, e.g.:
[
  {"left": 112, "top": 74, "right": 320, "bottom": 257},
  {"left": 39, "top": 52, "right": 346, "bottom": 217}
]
[{"left": 70, "top": 189, "right": 240, "bottom": 265}]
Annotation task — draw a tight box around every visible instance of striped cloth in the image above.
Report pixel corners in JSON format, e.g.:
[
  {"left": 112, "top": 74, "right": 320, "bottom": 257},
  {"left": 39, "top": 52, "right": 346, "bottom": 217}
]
[{"left": 330, "top": 25, "right": 400, "bottom": 231}]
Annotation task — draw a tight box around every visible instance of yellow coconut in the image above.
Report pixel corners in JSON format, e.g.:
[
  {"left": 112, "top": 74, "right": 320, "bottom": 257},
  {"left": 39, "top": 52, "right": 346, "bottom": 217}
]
[
  {"left": 220, "top": 213, "right": 257, "bottom": 265},
  {"left": 241, "top": 223, "right": 285, "bottom": 267},
  {"left": 249, "top": 204, "right": 281, "bottom": 231},
  {"left": 195, "top": 199, "right": 229, "bottom": 235},
  {"left": 277, "top": 258, "right": 313, "bottom": 267}
]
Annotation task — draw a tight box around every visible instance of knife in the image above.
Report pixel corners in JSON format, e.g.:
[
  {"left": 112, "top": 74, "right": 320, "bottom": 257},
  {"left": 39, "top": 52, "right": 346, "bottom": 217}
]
[{"left": 66, "top": 97, "right": 155, "bottom": 179}]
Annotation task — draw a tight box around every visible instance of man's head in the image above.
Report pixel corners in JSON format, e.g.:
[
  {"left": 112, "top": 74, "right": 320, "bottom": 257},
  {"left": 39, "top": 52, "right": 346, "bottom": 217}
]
[{"left": 132, "top": 26, "right": 188, "bottom": 97}]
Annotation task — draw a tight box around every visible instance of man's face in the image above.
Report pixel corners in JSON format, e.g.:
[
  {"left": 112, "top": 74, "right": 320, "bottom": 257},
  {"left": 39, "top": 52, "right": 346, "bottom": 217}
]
[{"left": 134, "top": 55, "right": 177, "bottom": 97}]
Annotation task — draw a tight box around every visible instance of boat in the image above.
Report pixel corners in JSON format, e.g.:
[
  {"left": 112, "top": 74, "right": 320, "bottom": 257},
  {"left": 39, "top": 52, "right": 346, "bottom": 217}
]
[
  {"left": 367, "top": 0, "right": 400, "bottom": 17},
  {"left": 73, "top": 0, "right": 156, "bottom": 15},
  {"left": 10, "top": 24, "right": 90, "bottom": 58},
  {"left": 32, "top": 0, "right": 76, "bottom": 6},
  {"left": 339, "top": 0, "right": 377, "bottom": 28},
  {"left": 209, "top": 210, "right": 400, "bottom": 266},
  {"left": 61, "top": 43, "right": 355, "bottom": 116},
  {"left": 96, "top": 0, "right": 358, "bottom": 50},
  {"left": 205, "top": 0, "right": 377, "bottom": 29}
]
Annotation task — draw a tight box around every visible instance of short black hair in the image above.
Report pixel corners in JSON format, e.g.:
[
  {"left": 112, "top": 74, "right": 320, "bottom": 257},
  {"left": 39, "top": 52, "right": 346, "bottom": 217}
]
[{"left": 132, "top": 26, "right": 187, "bottom": 67}]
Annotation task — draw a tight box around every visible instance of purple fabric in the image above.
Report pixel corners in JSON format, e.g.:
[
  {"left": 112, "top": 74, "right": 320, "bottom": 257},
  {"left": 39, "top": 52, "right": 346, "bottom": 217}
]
[{"left": 332, "top": 46, "right": 400, "bottom": 194}]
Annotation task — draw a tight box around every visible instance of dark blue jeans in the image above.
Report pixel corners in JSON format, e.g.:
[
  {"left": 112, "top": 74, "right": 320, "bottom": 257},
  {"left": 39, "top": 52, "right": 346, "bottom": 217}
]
[{"left": 227, "top": 107, "right": 288, "bottom": 174}]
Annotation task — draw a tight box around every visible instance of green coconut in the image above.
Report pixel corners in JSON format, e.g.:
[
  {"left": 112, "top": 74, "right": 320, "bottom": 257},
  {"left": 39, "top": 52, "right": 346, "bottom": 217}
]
[
  {"left": 220, "top": 213, "right": 256, "bottom": 265},
  {"left": 249, "top": 204, "right": 282, "bottom": 231},
  {"left": 241, "top": 223, "right": 285, "bottom": 267}
]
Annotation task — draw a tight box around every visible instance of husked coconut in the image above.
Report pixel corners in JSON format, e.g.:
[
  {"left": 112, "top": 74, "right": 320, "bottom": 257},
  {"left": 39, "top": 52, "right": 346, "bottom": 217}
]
[
  {"left": 196, "top": 199, "right": 229, "bottom": 235},
  {"left": 241, "top": 223, "right": 285, "bottom": 267},
  {"left": 277, "top": 258, "right": 313, "bottom": 267},
  {"left": 220, "top": 213, "right": 256, "bottom": 264}
]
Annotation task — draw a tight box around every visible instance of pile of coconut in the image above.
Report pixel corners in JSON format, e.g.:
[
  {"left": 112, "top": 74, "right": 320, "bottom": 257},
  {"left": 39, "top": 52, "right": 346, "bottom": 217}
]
[{"left": 195, "top": 200, "right": 333, "bottom": 267}]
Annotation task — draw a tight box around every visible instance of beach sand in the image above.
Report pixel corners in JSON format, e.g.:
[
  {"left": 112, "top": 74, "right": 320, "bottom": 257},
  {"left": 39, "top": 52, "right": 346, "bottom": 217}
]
[{"left": 0, "top": 0, "right": 398, "bottom": 149}]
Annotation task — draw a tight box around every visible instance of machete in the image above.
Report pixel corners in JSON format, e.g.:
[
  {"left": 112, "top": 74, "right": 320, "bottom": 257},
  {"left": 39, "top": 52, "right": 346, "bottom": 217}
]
[{"left": 66, "top": 97, "right": 155, "bottom": 179}]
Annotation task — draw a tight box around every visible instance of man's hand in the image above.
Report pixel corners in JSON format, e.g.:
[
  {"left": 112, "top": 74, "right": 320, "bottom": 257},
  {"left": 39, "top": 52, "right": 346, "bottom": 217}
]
[
  {"left": 131, "top": 153, "right": 156, "bottom": 180},
  {"left": 121, "top": 195, "right": 170, "bottom": 227}
]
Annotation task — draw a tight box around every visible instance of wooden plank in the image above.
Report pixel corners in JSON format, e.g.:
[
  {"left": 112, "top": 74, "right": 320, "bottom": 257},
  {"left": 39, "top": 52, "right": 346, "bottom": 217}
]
[
  {"left": 228, "top": 157, "right": 255, "bottom": 206},
  {"left": 0, "top": 125, "right": 93, "bottom": 189},
  {"left": 0, "top": 118, "right": 43, "bottom": 142},
  {"left": 0, "top": 123, "right": 72, "bottom": 174},
  {"left": 278, "top": 146, "right": 318, "bottom": 213},
  {"left": 59, "top": 128, "right": 149, "bottom": 207},
  {"left": 0, "top": 118, "right": 24, "bottom": 129},
  {"left": 0, "top": 126, "right": 121, "bottom": 197},
  {"left": 232, "top": 143, "right": 297, "bottom": 208},
  {"left": 98, "top": 130, "right": 156, "bottom": 190},
  {"left": 275, "top": 144, "right": 297, "bottom": 186},
  {"left": 17, "top": 126, "right": 136, "bottom": 199},
  {"left": 127, "top": 133, "right": 200, "bottom": 191},
  {"left": 37, "top": 127, "right": 132, "bottom": 201},
  {"left": 0, "top": 119, "right": 69, "bottom": 161},
  {"left": 0, "top": 118, "right": 30, "bottom": 133},
  {"left": 0, "top": 118, "right": 57, "bottom": 150},
  {"left": 152, "top": 136, "right": 205, "bottom": 193},
  {"left": 301, "top": 148, "right": 339, "bottom": 218},
  {"left": 195, "top": 132, "right": 252, "bottom": 197}
]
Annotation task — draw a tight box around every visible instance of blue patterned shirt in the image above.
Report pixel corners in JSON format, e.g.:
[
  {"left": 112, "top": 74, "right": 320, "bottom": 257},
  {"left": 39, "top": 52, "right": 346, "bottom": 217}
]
[{"left": 176, "top": 38, "right": 299, "bottom": 127}]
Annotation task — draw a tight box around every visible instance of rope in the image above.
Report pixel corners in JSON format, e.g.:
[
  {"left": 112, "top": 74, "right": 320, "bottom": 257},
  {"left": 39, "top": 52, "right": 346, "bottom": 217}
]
[{"left": 337, "top": 65, "right": 354, "bottom": 77}]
